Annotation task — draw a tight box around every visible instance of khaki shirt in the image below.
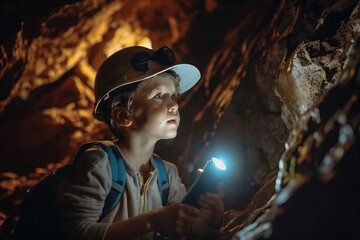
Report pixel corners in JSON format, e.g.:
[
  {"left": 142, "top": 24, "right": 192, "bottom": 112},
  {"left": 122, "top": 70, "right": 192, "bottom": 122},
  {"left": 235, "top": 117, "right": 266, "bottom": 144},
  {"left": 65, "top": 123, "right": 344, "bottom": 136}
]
[{"left": 55, "top": 144, "right": 218, "bottom": 240}]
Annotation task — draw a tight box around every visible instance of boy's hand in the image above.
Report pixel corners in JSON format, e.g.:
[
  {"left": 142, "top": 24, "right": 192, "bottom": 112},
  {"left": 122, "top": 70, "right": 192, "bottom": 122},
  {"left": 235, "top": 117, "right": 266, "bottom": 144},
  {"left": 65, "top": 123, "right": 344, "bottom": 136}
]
[
  {"left": 198, "top": 182, "right": 225, "bottom": 228},
  {"left": 155, "top": 202, "right": 201, "bottom": 234}
]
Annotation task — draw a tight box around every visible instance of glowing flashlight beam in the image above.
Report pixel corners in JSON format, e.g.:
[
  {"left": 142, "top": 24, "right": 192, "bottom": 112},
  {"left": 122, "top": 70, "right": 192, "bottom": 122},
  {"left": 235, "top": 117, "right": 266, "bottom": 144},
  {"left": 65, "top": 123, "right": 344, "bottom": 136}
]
[{"left": 212, "top": 158, "right": 226, "bottom": 170}]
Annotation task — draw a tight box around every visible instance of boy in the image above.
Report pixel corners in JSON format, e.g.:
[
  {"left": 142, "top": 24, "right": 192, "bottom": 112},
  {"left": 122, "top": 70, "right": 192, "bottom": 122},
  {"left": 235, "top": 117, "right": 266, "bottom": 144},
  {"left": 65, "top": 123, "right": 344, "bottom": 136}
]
[{"left": 55, "top": 46, "right": 224, "bottom": 240}]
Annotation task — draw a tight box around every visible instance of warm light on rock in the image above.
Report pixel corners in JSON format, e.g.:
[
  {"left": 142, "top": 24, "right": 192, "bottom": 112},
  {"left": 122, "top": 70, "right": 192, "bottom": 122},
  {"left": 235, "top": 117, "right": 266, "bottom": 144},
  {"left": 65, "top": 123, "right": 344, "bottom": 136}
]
[{"left": 0, "top": 0, "right": 359, "bottom": 239}]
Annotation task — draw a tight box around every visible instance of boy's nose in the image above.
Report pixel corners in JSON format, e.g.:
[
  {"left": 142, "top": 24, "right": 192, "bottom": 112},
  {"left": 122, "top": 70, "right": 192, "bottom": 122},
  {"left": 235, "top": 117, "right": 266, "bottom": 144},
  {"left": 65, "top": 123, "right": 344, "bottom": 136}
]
[
  {"left": 167, "top": 97, "right": 178, "bottom": 113},
  {"left": 169, "top": 103, "right": 178, "bottom": 113}
]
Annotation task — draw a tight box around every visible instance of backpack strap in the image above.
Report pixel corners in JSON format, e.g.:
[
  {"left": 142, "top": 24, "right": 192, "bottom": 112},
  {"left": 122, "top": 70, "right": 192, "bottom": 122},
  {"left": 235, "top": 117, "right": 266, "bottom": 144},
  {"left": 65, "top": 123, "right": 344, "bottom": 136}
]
[
  {"left": 73, "top": 141, "right": 126, "bottom": 222},
  {"left": 97, "top": 143, "right": 126, "bottom": 222},
  {"left": 152, "top": 155, "right": 169, "bottom": 206},
  {"left": 73, "top": 142, "right": 102, "bottom": 164},
  {"left": 75, "top": 142, "right": 169, "bottom": 221},
  {"left": 152, "top": 155, "right": 170, "bottom": 239}
]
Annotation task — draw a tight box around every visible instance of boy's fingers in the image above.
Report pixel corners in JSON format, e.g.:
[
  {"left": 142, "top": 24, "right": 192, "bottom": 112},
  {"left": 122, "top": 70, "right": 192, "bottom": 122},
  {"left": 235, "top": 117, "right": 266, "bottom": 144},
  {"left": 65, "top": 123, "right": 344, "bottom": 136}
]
[
  {"left": 179, "top": 205, "right": 200, "bottom": 224},
  {"left": 182, "top": 213, "right": 199, "bottom": 224},
  {"left": 198, "top": 199, "right": 211, "bottom": 209},
  {"left": 204, "top": 192, "right": 224, "bottom": 201},
  {"left": 206, "top": 192, "right": 223, "bottom": 198},
  {"left": 182, "top": 204, "right": 201, "bottom": 217},
  {"left": 200, "top": 195, "right": 220, "bottom": 207}
]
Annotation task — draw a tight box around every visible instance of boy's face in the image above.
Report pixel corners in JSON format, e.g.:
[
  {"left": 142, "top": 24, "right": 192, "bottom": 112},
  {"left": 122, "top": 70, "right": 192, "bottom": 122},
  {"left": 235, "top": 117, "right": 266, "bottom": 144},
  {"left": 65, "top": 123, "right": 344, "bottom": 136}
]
[{"left": 130, "top": 74, "right": 180, "bottom": 140}]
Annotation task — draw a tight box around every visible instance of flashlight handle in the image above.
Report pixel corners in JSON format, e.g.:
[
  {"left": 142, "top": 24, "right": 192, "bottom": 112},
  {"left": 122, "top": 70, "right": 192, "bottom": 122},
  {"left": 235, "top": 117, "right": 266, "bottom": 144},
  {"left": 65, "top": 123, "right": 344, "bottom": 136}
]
[{"left": 181, "top": 161, "right": 224, "bottom": 208}]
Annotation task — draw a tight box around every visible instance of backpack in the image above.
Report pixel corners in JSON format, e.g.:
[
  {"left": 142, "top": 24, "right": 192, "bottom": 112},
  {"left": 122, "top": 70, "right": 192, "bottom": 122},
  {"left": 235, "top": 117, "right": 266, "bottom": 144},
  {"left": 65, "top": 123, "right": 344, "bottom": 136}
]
[{"left": 6, "top": 141, "right": 169, "bottom": 240}]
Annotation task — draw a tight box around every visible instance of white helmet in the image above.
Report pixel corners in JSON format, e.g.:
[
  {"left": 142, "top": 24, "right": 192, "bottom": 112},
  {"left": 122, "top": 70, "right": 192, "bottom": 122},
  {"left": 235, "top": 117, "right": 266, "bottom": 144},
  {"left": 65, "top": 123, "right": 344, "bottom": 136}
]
[{"left": 93, "top": 46, "right": 201, "bottom": 121}]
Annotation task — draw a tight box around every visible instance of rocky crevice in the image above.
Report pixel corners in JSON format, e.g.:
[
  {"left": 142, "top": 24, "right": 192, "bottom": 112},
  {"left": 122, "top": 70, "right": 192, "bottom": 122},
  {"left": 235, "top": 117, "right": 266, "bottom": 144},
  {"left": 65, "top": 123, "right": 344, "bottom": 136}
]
[{"left": 0, "top": 0, "right": 359, "bottom": 239}]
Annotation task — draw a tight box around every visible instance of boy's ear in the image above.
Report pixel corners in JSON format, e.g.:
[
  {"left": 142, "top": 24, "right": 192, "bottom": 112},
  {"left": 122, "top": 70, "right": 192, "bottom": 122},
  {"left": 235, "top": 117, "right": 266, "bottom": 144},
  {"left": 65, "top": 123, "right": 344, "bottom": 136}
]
[{"left": 111, "top": 106, "right": 132, "bottom": 127}]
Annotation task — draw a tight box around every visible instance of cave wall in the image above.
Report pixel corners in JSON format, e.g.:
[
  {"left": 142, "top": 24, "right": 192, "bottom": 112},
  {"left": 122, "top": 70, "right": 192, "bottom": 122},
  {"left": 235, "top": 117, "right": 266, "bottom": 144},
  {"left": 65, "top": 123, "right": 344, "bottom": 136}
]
[
  {"left": 219, "top": 1, "right": 360, "bottom": 238},
  {"left": 0, "top": 0, "right": 359, "bottom": 239},
  {"left": 229, "top": 36, "right": 360, "bottom": 240}
]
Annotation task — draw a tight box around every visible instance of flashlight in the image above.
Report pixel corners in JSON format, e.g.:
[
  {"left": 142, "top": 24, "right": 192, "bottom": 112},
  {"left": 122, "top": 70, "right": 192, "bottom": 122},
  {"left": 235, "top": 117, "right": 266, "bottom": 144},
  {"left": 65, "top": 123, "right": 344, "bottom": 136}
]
[{"left": 181, "top": 158, "right": 226, "bottom": 208}]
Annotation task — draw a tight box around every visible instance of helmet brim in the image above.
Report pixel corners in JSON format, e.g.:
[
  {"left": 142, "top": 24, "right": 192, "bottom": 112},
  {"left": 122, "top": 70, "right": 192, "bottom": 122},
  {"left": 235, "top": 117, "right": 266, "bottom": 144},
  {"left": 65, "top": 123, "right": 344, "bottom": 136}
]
[{"left": 93, "top": 63, "right": 200, "bottom": 121}]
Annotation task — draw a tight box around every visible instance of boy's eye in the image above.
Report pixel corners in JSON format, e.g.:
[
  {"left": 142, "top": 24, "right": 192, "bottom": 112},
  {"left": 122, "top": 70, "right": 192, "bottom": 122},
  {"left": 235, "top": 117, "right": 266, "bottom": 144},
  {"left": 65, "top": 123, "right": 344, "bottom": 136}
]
[
  {"left": 154, "top": 93, "right": 162, "bottom": 99},
  {"left": 171, "top": 94, "right": 179, "bottom": 102}
]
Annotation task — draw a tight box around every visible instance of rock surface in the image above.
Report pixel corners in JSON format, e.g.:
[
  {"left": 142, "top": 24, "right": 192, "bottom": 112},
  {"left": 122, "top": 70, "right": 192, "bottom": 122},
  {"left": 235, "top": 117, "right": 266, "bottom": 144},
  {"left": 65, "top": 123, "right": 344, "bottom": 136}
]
[
  {"left": 0, "top": 0, "right": 359, "bottom": 239},
  {"left": 276, "top": 0, "right": 360, "bottom": 129},
  {"left": 231, "top": 36, "right": 360, "bottom": 240}
]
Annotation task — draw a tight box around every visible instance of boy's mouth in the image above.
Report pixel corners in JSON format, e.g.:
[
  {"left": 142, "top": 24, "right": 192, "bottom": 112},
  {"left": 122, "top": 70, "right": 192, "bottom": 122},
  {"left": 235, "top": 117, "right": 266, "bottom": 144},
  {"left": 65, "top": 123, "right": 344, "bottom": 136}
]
[{"left": 166, "top": 117, "right": 178, "bottom": 124}]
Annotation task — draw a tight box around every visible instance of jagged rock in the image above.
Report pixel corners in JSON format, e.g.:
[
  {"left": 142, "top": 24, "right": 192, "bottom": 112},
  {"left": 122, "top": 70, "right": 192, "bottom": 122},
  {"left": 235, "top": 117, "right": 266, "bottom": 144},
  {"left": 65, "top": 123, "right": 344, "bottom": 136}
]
[
  {"left": 0, "top": 0, "right": 359, "bottom": 240},
  {"left": 226, "top": 1, "right": 360, "bottom": 239},
  {"left": 275, "top": 1, "right": 360, "bottom": 129},
  {"left": 231, "top": 35, "right": 360, "bottom": 240}
]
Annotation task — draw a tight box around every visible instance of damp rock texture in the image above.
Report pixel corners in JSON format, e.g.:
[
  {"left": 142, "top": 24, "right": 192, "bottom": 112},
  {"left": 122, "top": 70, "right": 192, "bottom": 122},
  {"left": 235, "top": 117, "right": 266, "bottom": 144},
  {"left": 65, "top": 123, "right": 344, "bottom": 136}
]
[
  {"left": 276, "top": 1, "right": 360, "bottom": 129},
  {"left": 0, "top": 0, "right": 359, "bottom": 239},
  {"left": 221, "top": 1, "right": 360, "bottom": 239},
  {"left": 231, "top": 36, "right": 360, "bottom": 240}
]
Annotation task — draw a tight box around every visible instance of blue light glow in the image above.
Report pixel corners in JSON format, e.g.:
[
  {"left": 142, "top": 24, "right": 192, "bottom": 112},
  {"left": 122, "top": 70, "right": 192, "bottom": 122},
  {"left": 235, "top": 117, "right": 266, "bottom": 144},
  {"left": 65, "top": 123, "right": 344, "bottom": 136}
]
[{"left": 212, "top": 158, "right": 226, "bottom": 170}]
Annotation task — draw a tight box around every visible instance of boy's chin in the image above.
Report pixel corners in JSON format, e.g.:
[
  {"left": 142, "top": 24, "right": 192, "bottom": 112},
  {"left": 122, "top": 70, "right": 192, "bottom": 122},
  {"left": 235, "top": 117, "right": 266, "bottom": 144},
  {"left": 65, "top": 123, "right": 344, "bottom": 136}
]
[
  {"left": 165, "top": 134, "right": 177, "bottom": 140},
  {"left": 162, "top": 132, "right": 178, "bottom": 139}
]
